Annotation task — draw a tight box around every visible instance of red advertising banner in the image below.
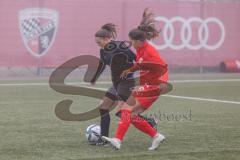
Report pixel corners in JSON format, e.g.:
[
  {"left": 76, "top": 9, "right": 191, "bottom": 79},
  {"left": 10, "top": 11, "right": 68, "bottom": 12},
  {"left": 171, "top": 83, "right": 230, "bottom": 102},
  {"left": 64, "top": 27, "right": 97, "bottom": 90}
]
[{"left": 0, "top": 0, "right": 239, "bottom": 67}]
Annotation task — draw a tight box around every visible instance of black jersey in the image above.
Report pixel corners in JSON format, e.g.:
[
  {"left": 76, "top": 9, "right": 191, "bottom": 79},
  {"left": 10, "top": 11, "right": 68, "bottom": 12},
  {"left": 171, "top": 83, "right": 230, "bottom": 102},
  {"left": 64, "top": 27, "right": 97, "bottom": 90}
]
[{"left": 91, "top": 41, "right": 136, "bottom": 86}]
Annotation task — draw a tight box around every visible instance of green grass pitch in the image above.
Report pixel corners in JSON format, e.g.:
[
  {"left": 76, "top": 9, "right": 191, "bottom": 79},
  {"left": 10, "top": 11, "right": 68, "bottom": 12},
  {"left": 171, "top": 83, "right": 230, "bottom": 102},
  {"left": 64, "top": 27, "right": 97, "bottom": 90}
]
[{"left": 0, "top": 73, "right": 240, "bottom": 160}]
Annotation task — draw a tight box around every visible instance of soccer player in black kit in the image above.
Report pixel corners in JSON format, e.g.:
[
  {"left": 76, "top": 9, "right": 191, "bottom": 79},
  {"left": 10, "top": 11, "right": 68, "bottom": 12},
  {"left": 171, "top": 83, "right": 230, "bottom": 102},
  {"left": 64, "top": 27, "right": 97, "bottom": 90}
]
[{"left": 91, "top": 23, "right": 157, "bottom": 146}]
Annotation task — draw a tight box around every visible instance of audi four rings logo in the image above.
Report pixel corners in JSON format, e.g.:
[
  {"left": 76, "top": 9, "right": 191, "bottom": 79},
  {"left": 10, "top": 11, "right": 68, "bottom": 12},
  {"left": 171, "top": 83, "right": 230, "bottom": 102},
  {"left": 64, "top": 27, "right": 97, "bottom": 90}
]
[{"left": 150, "top": 16, "right": 225, "bottom": 50}]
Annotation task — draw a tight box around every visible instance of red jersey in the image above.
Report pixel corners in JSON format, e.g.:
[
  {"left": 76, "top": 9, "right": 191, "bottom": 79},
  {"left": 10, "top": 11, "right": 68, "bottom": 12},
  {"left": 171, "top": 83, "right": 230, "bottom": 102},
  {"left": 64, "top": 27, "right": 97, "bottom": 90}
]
[{"left": 131, "top": 41, "right": 168, "bottom": 85}]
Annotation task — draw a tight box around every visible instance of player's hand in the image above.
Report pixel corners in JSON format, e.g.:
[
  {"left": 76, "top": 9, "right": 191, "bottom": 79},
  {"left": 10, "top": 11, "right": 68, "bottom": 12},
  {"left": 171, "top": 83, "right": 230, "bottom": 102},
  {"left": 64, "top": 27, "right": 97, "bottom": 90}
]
[{"left": 120, "top": 69, "right": 132, "bottom": 79}]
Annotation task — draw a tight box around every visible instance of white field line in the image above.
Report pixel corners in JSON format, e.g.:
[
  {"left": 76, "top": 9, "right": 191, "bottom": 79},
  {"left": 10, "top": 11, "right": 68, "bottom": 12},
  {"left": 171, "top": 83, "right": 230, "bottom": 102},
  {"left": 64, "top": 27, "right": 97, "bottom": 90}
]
[
  {"left": 0, "top": 82, "right": 239, "bottom": 105},
  {"left": 171, "top": 79, "right": 240, "bottom": 83},
  {"left": 0, "top": 78, "right": 240, "bottom": 86},
  {"left": 89, "top": 87, "right": 240, "bottom": 105},
  {"left": 162, "top": 95, "right": 240, "bottom": 105}
]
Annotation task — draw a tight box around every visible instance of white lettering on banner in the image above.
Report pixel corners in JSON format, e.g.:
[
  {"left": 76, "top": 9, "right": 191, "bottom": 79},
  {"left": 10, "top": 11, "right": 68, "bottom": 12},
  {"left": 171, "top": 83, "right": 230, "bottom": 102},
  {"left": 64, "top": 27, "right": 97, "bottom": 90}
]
[{"left": 150, "top": 16, "right": 225, "bottom": 50}]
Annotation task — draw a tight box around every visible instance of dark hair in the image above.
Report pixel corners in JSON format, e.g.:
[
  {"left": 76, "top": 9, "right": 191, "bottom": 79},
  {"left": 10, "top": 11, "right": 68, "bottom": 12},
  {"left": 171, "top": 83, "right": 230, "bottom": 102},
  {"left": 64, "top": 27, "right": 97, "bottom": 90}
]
[
  {"left": 95, "top": 23, "right": 117, "bottom": 39},
  {"left": 129, "top": 8, "right": 159, "bottom": 41}
]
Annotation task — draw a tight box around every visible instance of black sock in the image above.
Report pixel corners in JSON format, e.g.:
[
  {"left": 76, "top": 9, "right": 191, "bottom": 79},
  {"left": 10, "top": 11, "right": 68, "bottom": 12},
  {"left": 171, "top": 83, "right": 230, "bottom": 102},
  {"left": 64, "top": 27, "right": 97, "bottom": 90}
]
[{"left": 99, "top": 109, "right": 110, "bottom": 137}]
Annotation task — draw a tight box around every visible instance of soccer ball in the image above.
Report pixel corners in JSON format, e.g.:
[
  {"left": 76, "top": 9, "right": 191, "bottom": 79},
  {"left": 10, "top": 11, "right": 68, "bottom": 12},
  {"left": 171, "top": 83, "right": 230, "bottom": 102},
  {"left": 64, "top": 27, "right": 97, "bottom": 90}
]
[{"left": 86, "top": 124, "right": 101, "bottom": 144}]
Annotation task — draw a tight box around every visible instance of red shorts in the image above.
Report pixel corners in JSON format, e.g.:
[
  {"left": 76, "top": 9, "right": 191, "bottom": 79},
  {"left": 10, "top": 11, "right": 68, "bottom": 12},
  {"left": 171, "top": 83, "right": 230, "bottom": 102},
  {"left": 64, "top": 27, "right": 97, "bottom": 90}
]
[{"left": 133, "top": 70, "right": 169, "bottom": 109}]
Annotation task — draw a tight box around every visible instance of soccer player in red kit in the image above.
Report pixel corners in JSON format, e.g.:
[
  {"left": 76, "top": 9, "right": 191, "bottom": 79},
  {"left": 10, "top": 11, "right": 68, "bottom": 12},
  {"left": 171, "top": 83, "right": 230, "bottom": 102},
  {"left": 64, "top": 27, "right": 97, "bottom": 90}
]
[
  {"left": 127, "top": 30, "right": 168, "bottom": 111},
  {"left": 102, "top": 8, "right": 168, "bottom": 150}
]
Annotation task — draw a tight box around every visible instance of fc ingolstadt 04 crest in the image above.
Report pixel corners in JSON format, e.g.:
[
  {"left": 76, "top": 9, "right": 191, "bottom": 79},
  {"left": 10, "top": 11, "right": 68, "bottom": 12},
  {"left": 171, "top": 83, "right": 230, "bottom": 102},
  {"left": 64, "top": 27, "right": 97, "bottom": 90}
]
[{"left": 19, "top": 8, "right": 59, "bottom": 57}]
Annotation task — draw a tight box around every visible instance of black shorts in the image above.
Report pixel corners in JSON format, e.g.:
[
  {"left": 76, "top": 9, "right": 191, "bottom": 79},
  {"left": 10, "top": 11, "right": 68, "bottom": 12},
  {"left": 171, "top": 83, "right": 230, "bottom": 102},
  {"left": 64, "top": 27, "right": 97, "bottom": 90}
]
[{"left": 105, "top": 80, "right": 135, "bottom": 102}]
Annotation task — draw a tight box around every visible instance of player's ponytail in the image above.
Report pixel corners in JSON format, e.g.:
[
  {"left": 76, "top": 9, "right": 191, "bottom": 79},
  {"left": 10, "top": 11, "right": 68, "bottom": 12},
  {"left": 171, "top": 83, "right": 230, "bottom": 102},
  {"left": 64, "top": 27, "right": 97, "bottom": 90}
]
[
  {"left": 129, "top": 8, "right": 159, "bottom": 41},
  {"left": 95, "top": 23, "right": 117, "bottom": 39}
]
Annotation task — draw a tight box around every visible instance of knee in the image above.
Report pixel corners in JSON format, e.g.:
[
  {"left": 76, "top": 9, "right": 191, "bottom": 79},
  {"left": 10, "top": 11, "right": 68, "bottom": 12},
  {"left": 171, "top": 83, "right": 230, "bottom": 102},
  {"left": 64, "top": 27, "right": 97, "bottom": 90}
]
[
  {"left": 159, "top": 83, "right": 169, "bottom": 93},
  {"left": 119, "top": 109, "right": 132, "bottom": 122},
  {"left": 98, "top": 97, "right": 114, "bottom": 110},
  {"left": 99, "top": 104, "right": 110, "bottom": 110}
]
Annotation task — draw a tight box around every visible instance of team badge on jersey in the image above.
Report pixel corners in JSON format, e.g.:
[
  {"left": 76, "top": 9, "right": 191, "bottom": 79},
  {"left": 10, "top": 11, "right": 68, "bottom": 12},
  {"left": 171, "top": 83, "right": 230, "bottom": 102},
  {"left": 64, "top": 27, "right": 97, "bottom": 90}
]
[
  {"left": 138, "top": 58, "right": 143, "bottom": 63},
  {"left": 19, "top": 8, "right": 59, "bottom": 57}
]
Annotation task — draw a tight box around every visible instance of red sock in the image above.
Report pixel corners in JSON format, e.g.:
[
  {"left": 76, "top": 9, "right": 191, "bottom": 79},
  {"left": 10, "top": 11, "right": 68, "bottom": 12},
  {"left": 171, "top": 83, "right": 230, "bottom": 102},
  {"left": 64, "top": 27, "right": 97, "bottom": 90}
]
[
  {"left": 131, "top": 115, "right": 157, "bottom": 138},
  {"left": 115, "top": 109, "right": 131, "bottom": 141}
]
